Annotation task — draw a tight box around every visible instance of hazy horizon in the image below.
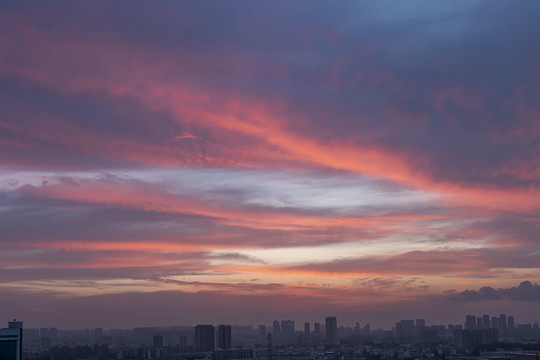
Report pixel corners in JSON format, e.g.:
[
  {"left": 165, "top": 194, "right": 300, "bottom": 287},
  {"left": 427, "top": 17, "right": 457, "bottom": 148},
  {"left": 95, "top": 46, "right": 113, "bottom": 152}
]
[{"left": 9, "top": 306, "right": 538, "bottom": 332}]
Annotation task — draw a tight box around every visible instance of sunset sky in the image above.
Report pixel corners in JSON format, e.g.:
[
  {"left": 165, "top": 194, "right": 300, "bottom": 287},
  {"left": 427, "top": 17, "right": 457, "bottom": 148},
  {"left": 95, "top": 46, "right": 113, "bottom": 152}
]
[{"left": 1, "top": 1, "right": 539, "bottom": 329}]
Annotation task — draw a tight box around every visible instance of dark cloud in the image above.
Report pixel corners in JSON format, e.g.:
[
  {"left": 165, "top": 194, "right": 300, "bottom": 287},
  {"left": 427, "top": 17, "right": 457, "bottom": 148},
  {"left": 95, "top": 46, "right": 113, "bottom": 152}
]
[
  {"left": 446, "top": 281, "right": 540, "bottom": 302},
  {"left": 0, "top": 1, "right": 538, "bottom": 189}
]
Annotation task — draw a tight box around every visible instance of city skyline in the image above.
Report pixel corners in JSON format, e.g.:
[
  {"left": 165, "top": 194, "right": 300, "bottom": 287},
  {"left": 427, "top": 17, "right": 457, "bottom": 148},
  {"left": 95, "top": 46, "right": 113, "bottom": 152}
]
[
  {"left": 1, "top": 1, "right": 539, "bottom": 329},
  {"left": 2, "top": 311, "right": 538, "bottom": 332},
  {"left": 8, "top": 315, "right": 540, "bottom": 360},
  {"left": 7, "top": 312, "right": 537, "bottom": 333}
]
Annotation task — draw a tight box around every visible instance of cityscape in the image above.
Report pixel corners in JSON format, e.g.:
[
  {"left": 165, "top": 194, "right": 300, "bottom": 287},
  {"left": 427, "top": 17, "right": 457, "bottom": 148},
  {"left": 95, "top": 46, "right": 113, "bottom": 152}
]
[
  {"left": 1, "top": 313, "right": 540, "bottom": 360},
  {"left": 1, "top": 2, "right": 539, "bottom": 360}
]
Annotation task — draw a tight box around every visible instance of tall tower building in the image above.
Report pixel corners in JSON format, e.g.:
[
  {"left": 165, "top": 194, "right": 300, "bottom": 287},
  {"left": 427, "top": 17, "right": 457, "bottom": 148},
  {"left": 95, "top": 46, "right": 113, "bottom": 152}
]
[
  {"left": 153, "top": 334, "right": 163, "bottom": 348},
  {"left": 400, "top": 320, "right": 415, "bottom": 338},
  {"left": 325, "top": 316, "right": 338, "bottom": 345},
  {"left": 415, "top": 319, "right": 426, "bottom": 337},
  {"left": 272, "top": 321, "right": 280, "bottom": 335},
  {"left": 498, "top": 314, "right": 507, "bottom": 336},
  {"left": 313, "top": 322, "right": 321, "bottom": 335},
  {"left": 280, "top": 320, "right": 294, "bottom": 336},
  {"left": 0, "top": 320, "right": 23, "bottom": 360},
  {"left": 491, "top": 316, "right": 498, "bottom": 330},
  {"left": 476, "top": 317, "right": 483, "bottom": 328},
  {"left": 304, "top": 322, "right": 310, "bottom": 335},
  {"left": 217, "top": 325, "right": 231, "bottom": 350},
  {"left": 465, "top": 315, "right": 477, "bottom": 329},
  {"left": 396, "top": 322, "right": 403, "bottom": 338},
  {"left": 482, "top": 315, "right": 490, "bottom": 329},
  {"left": 194, "top": 325, "right": 215, "bottom": 352},
  {"left": 507, "top": 316, "right": 515, "bottom": 333}
]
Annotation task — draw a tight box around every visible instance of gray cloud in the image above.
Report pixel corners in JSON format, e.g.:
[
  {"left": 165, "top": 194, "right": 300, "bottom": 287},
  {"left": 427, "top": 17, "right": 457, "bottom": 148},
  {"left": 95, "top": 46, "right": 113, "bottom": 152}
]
[
  {"left": 1, "top": 1, "right": 539, "bottom": 189},
  {"left": 446, "top": 281, "right": 540, "bottom": 302}
]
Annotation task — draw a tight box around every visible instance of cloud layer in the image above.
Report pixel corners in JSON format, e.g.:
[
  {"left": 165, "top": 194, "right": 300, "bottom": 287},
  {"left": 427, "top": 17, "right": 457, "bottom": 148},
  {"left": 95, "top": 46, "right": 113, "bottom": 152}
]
[{"left": 0, "top": 1, "right": 539, "bottom": 328}]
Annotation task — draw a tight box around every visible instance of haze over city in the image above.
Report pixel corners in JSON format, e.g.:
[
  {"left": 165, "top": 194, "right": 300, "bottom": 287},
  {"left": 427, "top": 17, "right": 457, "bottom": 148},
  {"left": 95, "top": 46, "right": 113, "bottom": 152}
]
[{"left": 0, "top": 1, "right": 539, "bottom": 330}]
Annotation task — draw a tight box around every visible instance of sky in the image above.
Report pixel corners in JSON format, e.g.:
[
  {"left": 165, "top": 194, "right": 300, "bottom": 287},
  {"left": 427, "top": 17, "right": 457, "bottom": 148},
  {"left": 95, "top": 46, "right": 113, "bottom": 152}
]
[{"left": 0, "top": 1, "right": 539, "bottom": 330}]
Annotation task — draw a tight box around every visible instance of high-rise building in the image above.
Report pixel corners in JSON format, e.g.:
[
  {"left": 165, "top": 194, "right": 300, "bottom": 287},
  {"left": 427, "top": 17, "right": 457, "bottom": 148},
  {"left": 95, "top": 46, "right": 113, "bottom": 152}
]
[
  {"left": 0, "top": 321, "right": 23, "bottom": 360},
  {"left": 477, "top": 317, "right": 483, "bottom": 328},
  {"left": 40, "top": 337, "right": 51, "bottom": 351},
  {"left": 179, "top": 335, "right": 187, "bottom": 349},
  {"left": 507, "top": 316, "right": 515, "bottom": 333},
  {"left": 415, "top": 319, "right": 426, "bottom": 336},
  {"left": 153, "top": 334, "right": 163, "bottom": 348},
  {"left": 194, "top": 325, "right": 215, "bottom": 352},
  {"left": 499, "top": 314, "right": 507, "bottom": 336},
  {"left": 40, "top": 327, "right": 57, "bottom": 340},
  {"left": 97, "top": 344, "right": 108, "bottom": 360},
  {"left": 272, "top": 321, "right": 280, "bottom": 335},
  {"left": 465, "top": 315, "right": 477, "bottom": 329},
  {"left": 304, "top": 322, "right": 310, "bottom": 335},
  {"left": 454, "top": 329, "right": 498, "bottom": 353},
  {"left": 217, "top": 325, "right": 231, "bottom": 350},
  {"left": 93, "top": 328, "right": 103, "bottom": 343},
  {"left": 492, "top": 317, "right": 498, "bottom": 330},
  {"left": 396, "top": 322, "right": 403, "bottom": 338},
  {"left": 280, "top": 320, "right": 294, "bottom": 336},
  {"left": 325, "top": 317, "right": 338, "bottom": 345},
  {"left": 396, "top": 320, "right": 415, "bottom": 338},
  {"left": 313, "top": 322, "right": 321, "bottom": 335},
  {"left": 482, "top": 315, "right": 490, "bottom": 329}
]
